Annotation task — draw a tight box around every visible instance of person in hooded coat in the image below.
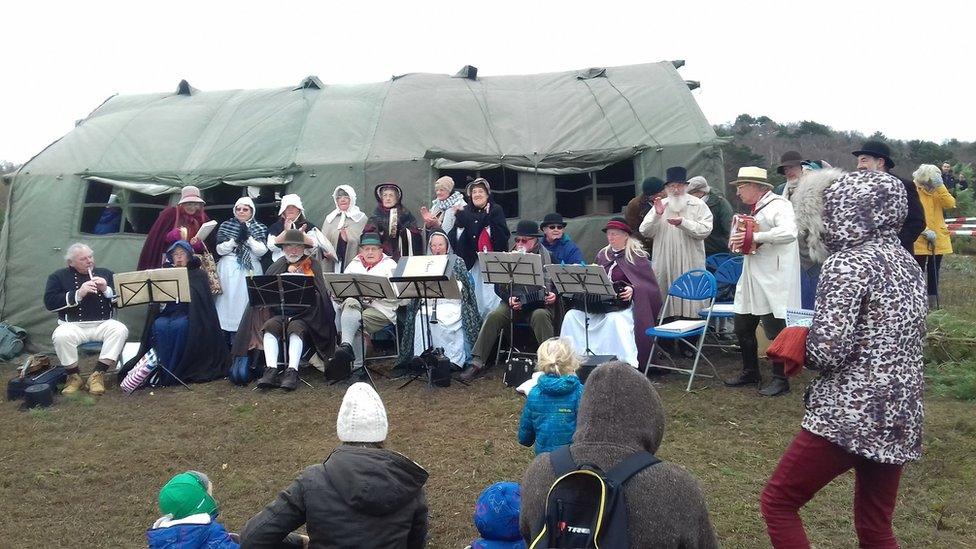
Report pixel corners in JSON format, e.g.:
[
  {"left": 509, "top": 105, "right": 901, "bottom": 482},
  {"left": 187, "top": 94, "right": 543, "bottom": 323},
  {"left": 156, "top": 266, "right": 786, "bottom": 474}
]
[
  {"left": 760, "top": 170, "right": 927, "bottom": 548},
  {"left": 147, "top": 471, "right": 239, "bottom": 549},
  {"left": 241, "top": 383, "right": 429, "bottom": 549},
  {"left": 366, "top": 182, "right": 423, "bottom": 260},
  {"left": 121, "top": 241, "right": 230, "bottom": 386},
  {"left": 320, "top": 185, "right": 368, "bottom": 274},
  {"left": 468, "top": 482, "right": 526, "bottom": 549},
  {"left": 266, "top": 193, "right": 319, "bottom": 264},
  {"left": 138, "top": 186, "right": 210, "bottom": 270},
  {"left": 518, "top": 337, "right": 584, "bottom": 455},
  {"left": 214, "top": 197, "right": 269, "bottom": 339},
  {"left": 451, "top": 177, "right": 511, "bottom": 317},
  {"left": 396, "top": 230, "right": 481, "bottom": 369},
  {"left": 559, "top": 217, "right": 662, "bottom": 368},
  {"left": 519, "top": 361, "right": 719, "bottom": 548}
]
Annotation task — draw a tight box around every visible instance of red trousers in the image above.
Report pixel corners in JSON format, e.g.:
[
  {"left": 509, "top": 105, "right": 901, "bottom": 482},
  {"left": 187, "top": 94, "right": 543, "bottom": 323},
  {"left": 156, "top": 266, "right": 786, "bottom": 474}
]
[{"left": 761, "top": 429, "right": 903, "bottom": 548}]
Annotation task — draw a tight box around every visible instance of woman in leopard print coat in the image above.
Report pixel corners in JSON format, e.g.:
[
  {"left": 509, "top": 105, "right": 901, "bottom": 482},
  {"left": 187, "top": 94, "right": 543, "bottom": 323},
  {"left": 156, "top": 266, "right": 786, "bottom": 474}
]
[{"left": 760, "top": 170, "right": 927, "bottom": 548}]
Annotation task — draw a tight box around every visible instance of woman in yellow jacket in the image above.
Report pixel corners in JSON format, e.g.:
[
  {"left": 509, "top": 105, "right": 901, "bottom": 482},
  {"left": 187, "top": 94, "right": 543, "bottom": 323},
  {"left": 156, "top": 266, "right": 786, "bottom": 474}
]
[{"left": 913, "top": 164, "right": 955, "bottom": 309}]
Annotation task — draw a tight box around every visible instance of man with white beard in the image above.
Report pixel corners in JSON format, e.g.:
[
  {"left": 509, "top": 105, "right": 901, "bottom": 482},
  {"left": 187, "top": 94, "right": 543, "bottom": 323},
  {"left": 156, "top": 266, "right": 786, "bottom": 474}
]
[{"left": 639, "top": 166, "right": 713, "bottom": 318}]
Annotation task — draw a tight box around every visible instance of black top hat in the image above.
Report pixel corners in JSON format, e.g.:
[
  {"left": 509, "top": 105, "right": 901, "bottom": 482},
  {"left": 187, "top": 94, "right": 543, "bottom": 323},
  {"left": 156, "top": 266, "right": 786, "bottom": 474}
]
[
  {"left": 641, "top": 176, "right": 665, "bottom": 196},
  {"left": 665, "top": 166, "right": 688, "bottom": 184},
  {"left": 514, "top": 219, "right": 543, "bottom": 238},
  {"left": 776, "top": 151, "right": 805, "bottom": 175},
  {"left": 852, "top": 140, "right": 895, "bottom": 169},
  {"left": 539, "top": 213, "right": 566, "bottom": 229}
]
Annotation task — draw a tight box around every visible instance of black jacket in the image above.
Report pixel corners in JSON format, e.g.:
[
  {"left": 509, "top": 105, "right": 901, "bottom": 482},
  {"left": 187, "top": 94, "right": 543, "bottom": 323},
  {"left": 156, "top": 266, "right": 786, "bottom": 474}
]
[
  {"left": 241, "top": 445, "right": 429, "bottom": 549},
  {"left": 44, "top": 267, "right": 117, "bottom": 322},
  {"left": 451, "top": 201, "right": 510, "bottom": 270},
  {"left": 898, "top": 176, "right": 926, "bottom": 253}
]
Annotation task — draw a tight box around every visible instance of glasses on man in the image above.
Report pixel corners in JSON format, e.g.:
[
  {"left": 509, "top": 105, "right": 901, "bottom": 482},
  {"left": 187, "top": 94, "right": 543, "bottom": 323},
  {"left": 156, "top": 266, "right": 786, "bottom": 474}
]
[
  {"left": 514, "top": 237, "right": 535, "bottom": 243},
  {"left": 544, "top": 225, "right": 563, "bottom": 230}
]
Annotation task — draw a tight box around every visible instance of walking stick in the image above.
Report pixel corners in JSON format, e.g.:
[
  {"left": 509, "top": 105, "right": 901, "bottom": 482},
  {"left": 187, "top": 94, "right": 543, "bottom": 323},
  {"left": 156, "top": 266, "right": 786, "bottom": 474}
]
[{"left": 929, "top": 240, "right": 940, "bottom": 310}]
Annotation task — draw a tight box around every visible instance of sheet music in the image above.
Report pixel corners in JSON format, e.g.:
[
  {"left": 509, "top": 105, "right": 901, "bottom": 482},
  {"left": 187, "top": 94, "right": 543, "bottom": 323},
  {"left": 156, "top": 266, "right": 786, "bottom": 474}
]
[
  {"left": 115, "top": 267, "right": 191, "bottom": 306},
  {"left": 195, "top": 220, "right": 218, "bottom": 242}
]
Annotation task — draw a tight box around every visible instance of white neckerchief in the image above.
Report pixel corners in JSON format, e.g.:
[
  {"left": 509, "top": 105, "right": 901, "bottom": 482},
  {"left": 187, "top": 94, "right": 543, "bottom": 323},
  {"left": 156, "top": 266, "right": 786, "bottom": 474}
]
[{"left": 325, "top": 185, "right": 367, "bottom": 225}]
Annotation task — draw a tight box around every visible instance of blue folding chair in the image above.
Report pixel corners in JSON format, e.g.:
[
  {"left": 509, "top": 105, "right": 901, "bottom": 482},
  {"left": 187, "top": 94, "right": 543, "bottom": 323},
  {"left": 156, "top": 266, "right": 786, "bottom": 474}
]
[
  {"left": 644, "top": 269, "right": 721, "bottom": 391},
  {"left": 705, "top": 253, "right": 735, "bottom": 272},
  {"left": 699, "top": 256, "right": 744, "bottom": 345}
]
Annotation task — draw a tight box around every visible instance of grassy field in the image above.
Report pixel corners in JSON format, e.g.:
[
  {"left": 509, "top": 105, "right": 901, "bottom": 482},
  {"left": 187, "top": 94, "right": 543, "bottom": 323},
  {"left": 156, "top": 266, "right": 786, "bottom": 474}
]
[{"left": 2, "top": 257, "right": 976, "bottom": 547}]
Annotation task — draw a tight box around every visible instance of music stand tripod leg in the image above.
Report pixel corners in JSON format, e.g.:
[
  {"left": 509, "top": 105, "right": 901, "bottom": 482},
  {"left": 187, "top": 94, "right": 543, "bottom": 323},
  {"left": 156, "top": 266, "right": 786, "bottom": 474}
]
[{"left": 156, "top": 362, "right": 192, "bottom": 391}]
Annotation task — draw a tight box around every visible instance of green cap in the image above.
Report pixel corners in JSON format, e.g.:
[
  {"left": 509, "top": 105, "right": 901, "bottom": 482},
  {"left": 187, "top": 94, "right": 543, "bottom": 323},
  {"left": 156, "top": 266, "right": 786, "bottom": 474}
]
[
  {"left": 360, "top": 232, "right": 382, "bottom": 247},
  {"left": 158, "top": 472, "right": 218, "bottom": 519}
]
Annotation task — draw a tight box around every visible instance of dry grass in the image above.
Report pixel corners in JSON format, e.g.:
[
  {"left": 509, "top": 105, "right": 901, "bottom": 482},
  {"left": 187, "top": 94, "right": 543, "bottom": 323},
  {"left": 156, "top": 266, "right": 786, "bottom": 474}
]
[{"left": 1, "top": 353, "right": 975, "bottom": 548}]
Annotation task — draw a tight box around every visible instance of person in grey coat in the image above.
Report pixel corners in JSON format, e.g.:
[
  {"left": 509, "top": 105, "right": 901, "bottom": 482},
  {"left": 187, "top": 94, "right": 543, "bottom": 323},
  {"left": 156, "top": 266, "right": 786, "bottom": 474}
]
[
  {"left": 519, "top": 361, "right": 719, "bottom": 548},
  {"left": 241, "top": 383, "right": 429, "bottom": 549}
]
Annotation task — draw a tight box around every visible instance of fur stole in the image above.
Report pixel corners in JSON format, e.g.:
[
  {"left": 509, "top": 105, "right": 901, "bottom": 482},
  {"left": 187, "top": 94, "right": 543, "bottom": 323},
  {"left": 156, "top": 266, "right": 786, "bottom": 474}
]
[{"left": 791, "top": 167, "right": 845, "bottom": 265}]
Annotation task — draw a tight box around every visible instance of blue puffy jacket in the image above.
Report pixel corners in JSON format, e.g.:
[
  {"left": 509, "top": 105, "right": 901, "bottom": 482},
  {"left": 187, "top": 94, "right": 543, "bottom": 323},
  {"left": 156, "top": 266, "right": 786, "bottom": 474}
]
[
  {"left": 147, "top": 515, "right": 239, "bottom": 549},
  {"left": 540, "top": 236, "right": 583, "bottom": 265},
  {"left": 518, "top": 373, "right": 584, "bottom": 454}
]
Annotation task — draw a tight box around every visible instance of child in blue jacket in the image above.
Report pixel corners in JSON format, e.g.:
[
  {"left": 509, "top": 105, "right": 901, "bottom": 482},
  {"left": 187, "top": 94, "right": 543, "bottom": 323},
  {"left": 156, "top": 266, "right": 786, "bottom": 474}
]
[{"left": 518, "top": 337, "right": 584, "bottom": 454}]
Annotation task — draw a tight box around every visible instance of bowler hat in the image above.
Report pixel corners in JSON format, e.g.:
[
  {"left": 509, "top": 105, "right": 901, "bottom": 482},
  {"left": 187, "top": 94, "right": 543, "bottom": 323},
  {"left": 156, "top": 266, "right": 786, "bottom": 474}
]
[
  {"left": 776, "top": 151, "right": 804, "bottom": 175},
  {"left": 729, "top": 166, "right": 772, "bottom": 187},
  {"left": 641, "top": 176, "right": 665, "bottom": 196},
  {"left": 540, "top": 213, "right": 566, "bottom": 229},
  {"left": 278, "top": 229, "right": 313, "bottom": 248},
  {"left": 665, "top": 166, "right": 688, "bottom": 184},
  {"left": 514, "top": 219, "right": 543, "bottom": 238},
  {"left": 852, "top": 140, "right": 895, "bottom": 169}
]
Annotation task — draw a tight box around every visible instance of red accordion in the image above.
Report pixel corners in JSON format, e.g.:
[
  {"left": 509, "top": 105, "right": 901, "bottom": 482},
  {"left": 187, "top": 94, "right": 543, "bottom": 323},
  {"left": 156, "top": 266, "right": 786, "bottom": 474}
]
[{"left": 729, "top": 214, "right": 759, "bottom": 255}]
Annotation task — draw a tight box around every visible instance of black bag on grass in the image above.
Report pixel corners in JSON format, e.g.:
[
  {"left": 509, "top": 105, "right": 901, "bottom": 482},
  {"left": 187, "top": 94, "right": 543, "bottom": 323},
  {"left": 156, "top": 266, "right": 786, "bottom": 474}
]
[
  {"left": 529, "top": 445, "right": 660, "bottom": 549},
  {"left": 503, "top": 354, "right": 534, "bottom": 388}
]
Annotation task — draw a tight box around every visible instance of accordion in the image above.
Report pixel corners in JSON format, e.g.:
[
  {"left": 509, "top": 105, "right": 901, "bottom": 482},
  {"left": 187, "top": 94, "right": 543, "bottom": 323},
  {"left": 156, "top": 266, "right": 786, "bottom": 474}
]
[
  {"left": 729, "top": 214, "right": 760, "bottom": 255},
  {"left": 565, "top": 282, "right": 630, "bottom": 314}
]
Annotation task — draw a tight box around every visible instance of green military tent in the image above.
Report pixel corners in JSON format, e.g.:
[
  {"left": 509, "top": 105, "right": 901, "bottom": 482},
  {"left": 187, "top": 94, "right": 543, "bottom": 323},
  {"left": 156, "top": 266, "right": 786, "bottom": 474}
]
[{"left": 0, "top": 61, "right": 725, "bottom": 349}]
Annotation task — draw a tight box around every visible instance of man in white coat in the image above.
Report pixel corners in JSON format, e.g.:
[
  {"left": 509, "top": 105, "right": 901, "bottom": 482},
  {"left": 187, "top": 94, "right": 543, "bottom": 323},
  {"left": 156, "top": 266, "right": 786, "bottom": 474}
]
[
  {"left": 725, "top": 167, "right": 800, "bottom": 396},
  {"left": 639, "top": 166, "right": 713, "bottom": 318}
]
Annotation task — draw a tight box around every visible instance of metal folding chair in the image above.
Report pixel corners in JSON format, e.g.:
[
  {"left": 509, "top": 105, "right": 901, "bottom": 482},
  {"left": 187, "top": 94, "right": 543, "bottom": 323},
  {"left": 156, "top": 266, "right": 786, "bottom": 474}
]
[{"left": 644, "top": 269, "right": 720, "bottom": 391}]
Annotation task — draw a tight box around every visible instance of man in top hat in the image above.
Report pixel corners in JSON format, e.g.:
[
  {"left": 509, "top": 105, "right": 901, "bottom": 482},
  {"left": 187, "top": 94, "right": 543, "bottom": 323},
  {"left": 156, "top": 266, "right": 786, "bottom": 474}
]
[
  {"left": 44, "top": 243, "right": 128, "bottom": 396},
  {"left": 638, "top": 167, "right": 713, "bottom": 317},
  {"left": 460, "top": 220, "right": 557, "bottom": 382},
  {"left": 726, "top": 167, "right": 800, "bottom": 397},
  {"left": 773, "top": 151, "right": 805, "bottom": 202},
  {"left": 329, "top": 232, "right": 401, "bottom": 377},
  {"left": 539, "top": 213, "right": 583, "bottom": 265},
  {"left": 687, "top": 176, "right": 733, "bottom": 257},
  {"left": 254, "top": 229, "right": 337, "bottom": 391},
  {"left": 626, "top": 176, "right": 666, "bottom": 253},
  {"left": 852, "top": 140, "right": 925, "bottom": 254}
]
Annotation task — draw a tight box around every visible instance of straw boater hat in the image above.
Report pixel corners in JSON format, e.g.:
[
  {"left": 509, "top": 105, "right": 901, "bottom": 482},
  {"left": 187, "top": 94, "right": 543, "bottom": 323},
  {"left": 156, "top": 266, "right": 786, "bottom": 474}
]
[
  {"left": 776, "top": 151, "right": 804, "bottom": 175},
  {"left": 178, "top": 185, "right": 205, "bottom": 205},
  {"left": 729, "top": 166, "right": 772, "bottom": 187}
]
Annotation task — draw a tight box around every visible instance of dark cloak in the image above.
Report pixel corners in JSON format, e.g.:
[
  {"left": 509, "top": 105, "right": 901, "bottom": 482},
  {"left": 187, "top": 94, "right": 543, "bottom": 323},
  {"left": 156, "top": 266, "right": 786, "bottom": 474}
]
[
  {"left": 231, "top": 255, "right": 336, "bottom": 359},
  {"left": 366, "top": 206, "right": 422, "bottom": 260},
  {"left": 137, "top": 206, "right": 210, "bottom": 270},
  {"left": 119, "top": 256, "right": 230, "bottom": 385},
  {"left": 596, "top": 247, "right": 663, "bottom": 368},
  {"left": 450, "top": 200, "right": 510, "bottom": 270}
]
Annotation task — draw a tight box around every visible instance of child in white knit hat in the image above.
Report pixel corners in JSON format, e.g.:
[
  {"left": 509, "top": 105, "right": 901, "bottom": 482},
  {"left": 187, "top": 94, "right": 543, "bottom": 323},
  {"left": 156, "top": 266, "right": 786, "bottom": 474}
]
[{"left": 241, "top": 383, "right": 430, "bottom": 548}]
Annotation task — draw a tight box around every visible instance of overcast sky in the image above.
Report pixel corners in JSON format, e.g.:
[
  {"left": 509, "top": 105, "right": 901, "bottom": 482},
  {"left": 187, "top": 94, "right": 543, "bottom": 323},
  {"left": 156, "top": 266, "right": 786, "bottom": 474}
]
[{"left": 1, "top": 0, "right": 971, "bottom": 164}]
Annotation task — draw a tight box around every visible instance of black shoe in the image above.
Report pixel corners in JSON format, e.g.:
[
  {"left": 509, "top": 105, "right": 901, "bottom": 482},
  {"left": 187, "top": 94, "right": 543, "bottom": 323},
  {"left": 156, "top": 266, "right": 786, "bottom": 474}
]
[
  {"left": 759, "top": 377, "right": 790, "bottom": 397},
  {"left": 279, "top": 368, "right": 299, "bottom": 391},
  {"left": 458, "top": 363, "right": 483, "bottom": 383},
  {"left": 257, "top": 367, "right": 282, "bottom": 389},
  {"left": 724, "top": 371, "right": 761, "bottom": 387}
]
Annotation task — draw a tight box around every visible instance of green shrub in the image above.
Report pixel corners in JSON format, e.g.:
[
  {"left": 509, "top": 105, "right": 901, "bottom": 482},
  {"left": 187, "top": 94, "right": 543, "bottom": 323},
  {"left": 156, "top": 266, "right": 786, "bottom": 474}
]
[{"left": 925, "top": 310, "right": 976, "bottom": 400}]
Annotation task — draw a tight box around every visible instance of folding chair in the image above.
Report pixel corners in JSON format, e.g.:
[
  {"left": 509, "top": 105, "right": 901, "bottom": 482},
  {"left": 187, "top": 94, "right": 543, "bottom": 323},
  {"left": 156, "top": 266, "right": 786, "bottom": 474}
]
[
  {"left": 364, "top": 322, "right": 400, "bottom": 364},
  {"left": 644, "top": 269, "right": 720, "bottom": 391},
  {"left": 705, "top": 253, "right": 735, "bottom": 272},
  {"left": 699, "top": 256, "right": 744, "bottom": 347}
]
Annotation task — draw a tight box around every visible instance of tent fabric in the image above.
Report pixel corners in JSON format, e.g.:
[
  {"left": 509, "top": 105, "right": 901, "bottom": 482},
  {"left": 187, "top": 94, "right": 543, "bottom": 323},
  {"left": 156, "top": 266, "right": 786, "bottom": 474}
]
[{"left": 0, "top": 61, "right": 725, "bottom": 348}]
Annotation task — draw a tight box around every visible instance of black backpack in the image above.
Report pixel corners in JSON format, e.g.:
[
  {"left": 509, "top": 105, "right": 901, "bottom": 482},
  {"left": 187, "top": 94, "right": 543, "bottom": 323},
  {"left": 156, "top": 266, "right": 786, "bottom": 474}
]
[{"left": 529, "top": 445, "right": 660, "bottom": 549}]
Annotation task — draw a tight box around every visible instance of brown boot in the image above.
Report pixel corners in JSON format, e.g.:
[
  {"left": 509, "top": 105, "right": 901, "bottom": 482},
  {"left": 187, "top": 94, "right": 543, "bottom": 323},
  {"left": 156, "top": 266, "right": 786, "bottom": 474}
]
[
  {"left": 86, "top": 371, "right": 106, "bottom": 395},
  {"left": 62, "top": 373, "right": 84, "bottom": 395},
  {"left": 459, "top": 363, "right": 483, "bottom": 383}
]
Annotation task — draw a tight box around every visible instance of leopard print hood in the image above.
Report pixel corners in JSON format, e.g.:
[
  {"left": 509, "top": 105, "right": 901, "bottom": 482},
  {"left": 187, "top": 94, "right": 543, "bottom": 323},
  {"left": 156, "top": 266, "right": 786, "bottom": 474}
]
[
  {"left": 791, "top": 167, "right": 845, "bottom": 264},
  {"left": 822, "top": 170, "right": 906, "bottom": 253}
]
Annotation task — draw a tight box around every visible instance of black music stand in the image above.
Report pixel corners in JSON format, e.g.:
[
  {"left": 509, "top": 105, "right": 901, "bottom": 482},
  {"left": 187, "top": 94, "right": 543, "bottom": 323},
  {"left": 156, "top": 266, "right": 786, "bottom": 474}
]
[
  {"left": 115, "top": 268, "right": 193, "bottom": 389},
  {"left": 478, "top": 252, "right": 546, "bottom": 363},
  {"left": 391, "top": 256, "right": 463, "bottom": 389},
  {"left": 546, "top": 264, "right": 616, "bottom": 355},
  {"left": 322, "top": 273, "right": 398, "bottom": 387},
  {"left": 247, "top": 274, "right": 318, "bottom": 388}
]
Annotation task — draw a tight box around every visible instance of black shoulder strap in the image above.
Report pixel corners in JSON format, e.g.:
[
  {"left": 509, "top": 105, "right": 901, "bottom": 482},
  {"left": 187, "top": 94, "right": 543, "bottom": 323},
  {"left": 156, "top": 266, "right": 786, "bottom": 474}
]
[
  {"left": 605, "top": 451, "right": 660, "bottom": 486},
  {"left": 548, "top": 445, "right": 577, "bottom": 477}
]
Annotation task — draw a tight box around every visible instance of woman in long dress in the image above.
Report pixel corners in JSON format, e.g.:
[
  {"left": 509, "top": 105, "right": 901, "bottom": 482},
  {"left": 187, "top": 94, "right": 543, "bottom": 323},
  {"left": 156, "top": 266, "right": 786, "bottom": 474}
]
[
  {"left": 214, "top": 197, "right": 269, "bottom": 342},
  {"left": 560, "top": 217, "right": 662, "bottom": 368},
  {"left": 137, "top": 186, "right": 210, "bottom": 270},
  {"left": 396, "top": 230, "right": 482, "bottom": 368},
  {"left": 450, "top": 178, "right": 510, "bottom": 317},
  {"left": 266, "top": 193, "right": 318, "bottom": 263},
  {"left": 366, "top": 182, "right": 423, "bottom": 260},
  {"left": 320, "top": 185, "right": 367, "bottom": 274}
]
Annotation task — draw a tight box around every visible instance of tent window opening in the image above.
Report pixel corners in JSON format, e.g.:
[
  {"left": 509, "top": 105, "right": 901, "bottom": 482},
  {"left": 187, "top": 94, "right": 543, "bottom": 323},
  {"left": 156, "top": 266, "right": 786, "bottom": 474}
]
[
  {"left": 437, "top": 166, "right": 519, "bottom": 218},
  {"left": 202, "top": 184, "right": 286, "bottom": 229},
  {"left": 79, "top": 180, "right": 168, "bottom": 235},
  {"left": 555, "top": 159, "right": 635, "bottom": 218}
]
